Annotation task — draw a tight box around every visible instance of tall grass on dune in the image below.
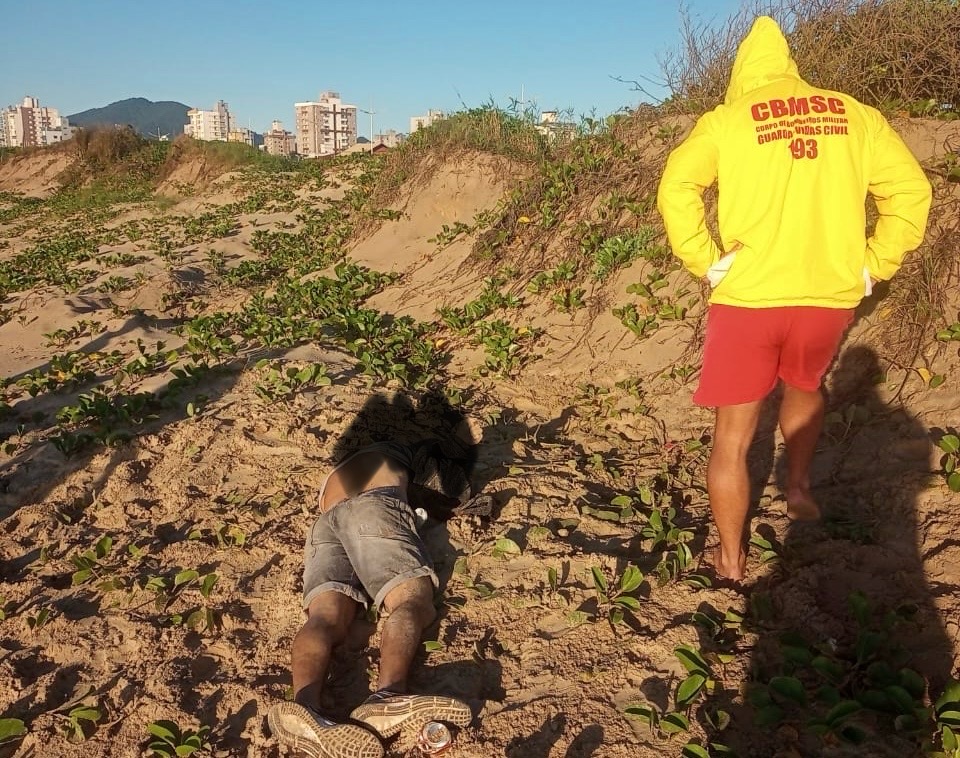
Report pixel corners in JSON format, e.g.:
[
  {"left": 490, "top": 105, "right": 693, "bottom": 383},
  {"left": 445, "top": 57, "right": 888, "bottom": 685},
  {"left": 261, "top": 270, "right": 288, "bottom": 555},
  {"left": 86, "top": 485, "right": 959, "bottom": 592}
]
[
  {"left": 402, "top": 106, "right": 550, "bottom": 163},
  {"left": 366, "top": 106, "right": 552, "bottom": 207},
  {"left": 160, "top": 135, "right": 307, "bottom": 175}
]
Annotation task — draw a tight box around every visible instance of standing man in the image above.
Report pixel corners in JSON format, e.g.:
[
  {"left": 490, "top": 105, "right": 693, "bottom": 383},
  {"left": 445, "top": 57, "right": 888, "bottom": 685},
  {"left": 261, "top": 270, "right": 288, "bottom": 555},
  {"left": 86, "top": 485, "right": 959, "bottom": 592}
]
[{"left": 657, "top": 16, "right": 931, "bottom": 580}]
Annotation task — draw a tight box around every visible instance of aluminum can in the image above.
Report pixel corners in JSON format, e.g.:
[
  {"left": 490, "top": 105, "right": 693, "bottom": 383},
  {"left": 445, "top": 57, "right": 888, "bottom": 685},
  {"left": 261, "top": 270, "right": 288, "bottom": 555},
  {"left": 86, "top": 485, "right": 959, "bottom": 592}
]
[{"left": 416, "top": 721, "right": 452, "bottom": 754}]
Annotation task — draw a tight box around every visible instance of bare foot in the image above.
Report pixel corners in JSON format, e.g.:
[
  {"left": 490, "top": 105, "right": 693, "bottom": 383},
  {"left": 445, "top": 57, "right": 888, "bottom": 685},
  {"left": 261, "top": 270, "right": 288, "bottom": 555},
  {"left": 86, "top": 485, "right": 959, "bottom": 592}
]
[
  {"left": 711, "top": 546, "right": 747, "bottom": 581},
  {"left": 786, "top": 487, "right": 821, "bottom": 521}
]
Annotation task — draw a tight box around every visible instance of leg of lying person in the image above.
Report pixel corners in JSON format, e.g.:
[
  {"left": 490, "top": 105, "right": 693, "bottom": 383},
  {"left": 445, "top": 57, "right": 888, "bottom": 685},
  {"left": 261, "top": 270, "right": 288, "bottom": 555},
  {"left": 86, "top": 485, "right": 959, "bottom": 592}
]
[
  {"left": 292, "top": 591, "right": 357, "bottom": 709},
  {"left": 337, "top": 491, "right": 472, "bottom": 744},
  {"left": 350, "top": 576, "right": 472, "bottom": 745},
  {"left": 377, "top": 576, "right": 437, "bottom": 694},
  {"left": 269, "top": 590, "right": 385, "bottom": 758},
  {"left": 267, "top": 508, "right": 385, "bottom": 758}
]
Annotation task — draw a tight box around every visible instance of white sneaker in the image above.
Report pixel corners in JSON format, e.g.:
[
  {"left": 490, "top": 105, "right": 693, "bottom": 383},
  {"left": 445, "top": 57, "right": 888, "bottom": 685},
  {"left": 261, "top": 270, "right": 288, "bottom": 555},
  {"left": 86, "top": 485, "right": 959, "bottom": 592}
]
[
  {"left": 349, "top": 691, "right": 471, "bottom": 746},
  {"left": 267, "top": 702, "right": 383, "bottom": 758}
]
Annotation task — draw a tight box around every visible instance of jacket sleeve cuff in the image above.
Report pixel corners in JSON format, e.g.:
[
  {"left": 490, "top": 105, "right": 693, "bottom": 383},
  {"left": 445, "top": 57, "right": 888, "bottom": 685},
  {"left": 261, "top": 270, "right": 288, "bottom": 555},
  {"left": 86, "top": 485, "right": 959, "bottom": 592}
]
[
  {"left": 865, "top": 246, "right": 899, "bottom": 282},
  {"left": 682, "top": 243, "right": 721, "bottom": 278}
]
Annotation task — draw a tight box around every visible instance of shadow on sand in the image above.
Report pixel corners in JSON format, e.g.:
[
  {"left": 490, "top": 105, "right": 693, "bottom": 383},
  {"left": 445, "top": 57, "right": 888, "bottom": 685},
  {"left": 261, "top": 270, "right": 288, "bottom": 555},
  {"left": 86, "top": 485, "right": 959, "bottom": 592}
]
[{"left": 701, "top": 345, "right": 955, "bottom": 756}]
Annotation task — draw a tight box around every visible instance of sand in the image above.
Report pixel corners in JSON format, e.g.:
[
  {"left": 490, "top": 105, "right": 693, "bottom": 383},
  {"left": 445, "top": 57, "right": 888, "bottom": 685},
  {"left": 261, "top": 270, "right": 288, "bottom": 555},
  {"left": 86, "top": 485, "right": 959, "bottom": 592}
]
[{"left": 1, "top": 122, "right": 959, "bottom": 758}]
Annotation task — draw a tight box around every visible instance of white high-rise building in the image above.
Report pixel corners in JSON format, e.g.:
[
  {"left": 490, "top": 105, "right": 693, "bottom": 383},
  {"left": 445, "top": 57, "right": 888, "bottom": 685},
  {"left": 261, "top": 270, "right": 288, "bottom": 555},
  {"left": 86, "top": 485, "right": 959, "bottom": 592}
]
[
  {"left": 294, "top": 91, "right": 357, "bottom": 158},
  {"left": 0, "top": 96, "right": 73, "bottom": 148},
  {"left": 409, "top": 109, "right": 445, "bottom": 133},
  {"left": 184, "top": 100, "right": 233, "bottom": 141}
]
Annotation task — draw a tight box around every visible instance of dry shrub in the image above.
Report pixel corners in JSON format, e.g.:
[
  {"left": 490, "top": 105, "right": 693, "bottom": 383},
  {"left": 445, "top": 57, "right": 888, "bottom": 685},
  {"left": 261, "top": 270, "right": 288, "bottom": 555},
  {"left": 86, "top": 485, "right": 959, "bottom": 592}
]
[
  {"left": 659, "top": 2, "right": 764, "bottom": 114},
  {"left": 56, "top": 126, "right": 168, "bottom": 191},
  {"left": 790, "top": 0, "right": 960, "bottom": 111},
  {"left": 875, "top": 180, "right": 960, "bottom": 360},
  {"left": 661, "top": 0, "right": 960, "bottom": 114},
  {"left": 72, "top": 126, "right": 145, "bottom": 167}
]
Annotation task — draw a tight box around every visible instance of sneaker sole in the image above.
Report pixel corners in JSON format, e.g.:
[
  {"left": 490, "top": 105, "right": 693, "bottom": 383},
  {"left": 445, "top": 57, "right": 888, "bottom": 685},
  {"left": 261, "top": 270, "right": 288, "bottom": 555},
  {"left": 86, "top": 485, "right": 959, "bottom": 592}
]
[
  {"left": 267, "top": 702, "right": 384, "bottom": 758},
  {"left": 350, "top": 695, "right": 472, "bottom": 741}
]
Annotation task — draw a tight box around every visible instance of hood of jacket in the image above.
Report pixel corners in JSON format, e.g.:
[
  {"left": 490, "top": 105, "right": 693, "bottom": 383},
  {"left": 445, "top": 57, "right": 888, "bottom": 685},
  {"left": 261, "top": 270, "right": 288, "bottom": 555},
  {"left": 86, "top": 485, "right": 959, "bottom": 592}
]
[{"left": 724, "top": 16, "right": 801, "bottom": 103}]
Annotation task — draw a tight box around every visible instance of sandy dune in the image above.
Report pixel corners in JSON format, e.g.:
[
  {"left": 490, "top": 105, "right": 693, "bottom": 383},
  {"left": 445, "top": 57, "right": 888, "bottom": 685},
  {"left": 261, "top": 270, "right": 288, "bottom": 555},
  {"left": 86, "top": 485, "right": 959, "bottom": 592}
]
[{"left": 1, "top": 119, "right": 959, "bottom": 757}]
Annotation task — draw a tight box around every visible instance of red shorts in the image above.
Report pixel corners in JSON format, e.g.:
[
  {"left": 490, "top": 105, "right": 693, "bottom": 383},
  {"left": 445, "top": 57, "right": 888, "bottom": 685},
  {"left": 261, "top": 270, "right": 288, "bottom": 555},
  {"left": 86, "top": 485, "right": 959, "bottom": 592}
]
[{"left": 694, "top": 304, "right": 854, "bottom": 407}]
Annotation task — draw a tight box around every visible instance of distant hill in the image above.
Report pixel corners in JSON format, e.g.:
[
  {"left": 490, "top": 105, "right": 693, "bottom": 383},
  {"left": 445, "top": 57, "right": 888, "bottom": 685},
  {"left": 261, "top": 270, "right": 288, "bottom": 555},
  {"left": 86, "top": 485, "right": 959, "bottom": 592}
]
[{"left": 67, "top": 97, "right": 189, "bottom": 139}]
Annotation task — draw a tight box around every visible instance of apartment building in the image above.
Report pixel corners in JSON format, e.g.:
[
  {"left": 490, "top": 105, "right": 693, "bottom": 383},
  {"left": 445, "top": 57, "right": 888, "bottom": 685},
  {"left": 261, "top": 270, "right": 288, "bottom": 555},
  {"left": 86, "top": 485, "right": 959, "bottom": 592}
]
[
  {"left": 0, "top": 96, "right": 74, "bottom": 148},
  {"left": 373, "top": 130, "right": 402, "bottom": 149},
  {"left": 294, "top": 91, "right": 357, "bottom": 158},
  {"left": 184, "top": 100, "right": 233, "bottom": 141},
  {"left": 227, "top": 126, "right": 254, "bottom": 146},
  {"left": 409, "top": 109, "right": 445, "bottom": 133},
  {"left": 263, "top": 120, "right": 296, "bottom": 157},
  {"left": 535, "top": 111, "right": 577, "bottom": 143}
]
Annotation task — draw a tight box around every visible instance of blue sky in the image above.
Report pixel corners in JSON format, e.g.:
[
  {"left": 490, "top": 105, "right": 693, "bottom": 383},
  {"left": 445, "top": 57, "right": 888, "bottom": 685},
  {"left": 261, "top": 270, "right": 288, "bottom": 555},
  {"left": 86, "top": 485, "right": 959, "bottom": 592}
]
[{"left": 1, "top": 0, "right": 742, "bottom": 135}]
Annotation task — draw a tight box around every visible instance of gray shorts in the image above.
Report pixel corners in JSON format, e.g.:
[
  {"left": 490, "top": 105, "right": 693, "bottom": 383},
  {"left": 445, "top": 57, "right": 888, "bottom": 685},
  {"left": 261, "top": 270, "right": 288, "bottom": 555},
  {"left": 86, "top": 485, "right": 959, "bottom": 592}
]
[{"left": 302, "top": 486, "right": 438, "bottom": 610}]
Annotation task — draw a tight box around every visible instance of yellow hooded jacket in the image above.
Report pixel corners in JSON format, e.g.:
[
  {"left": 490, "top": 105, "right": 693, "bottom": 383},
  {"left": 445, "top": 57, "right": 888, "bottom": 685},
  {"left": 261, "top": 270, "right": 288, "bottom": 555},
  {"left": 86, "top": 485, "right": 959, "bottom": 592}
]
[{"left": 656, "top": 16, "right": 932, "bottom": 308}]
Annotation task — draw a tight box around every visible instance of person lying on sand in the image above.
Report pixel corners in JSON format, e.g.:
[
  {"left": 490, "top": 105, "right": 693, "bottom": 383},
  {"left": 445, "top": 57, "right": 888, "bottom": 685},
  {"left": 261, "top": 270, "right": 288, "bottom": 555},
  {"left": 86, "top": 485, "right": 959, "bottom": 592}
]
[{"left": 267, "top": 429, "right": 490, "bottom": 758}]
